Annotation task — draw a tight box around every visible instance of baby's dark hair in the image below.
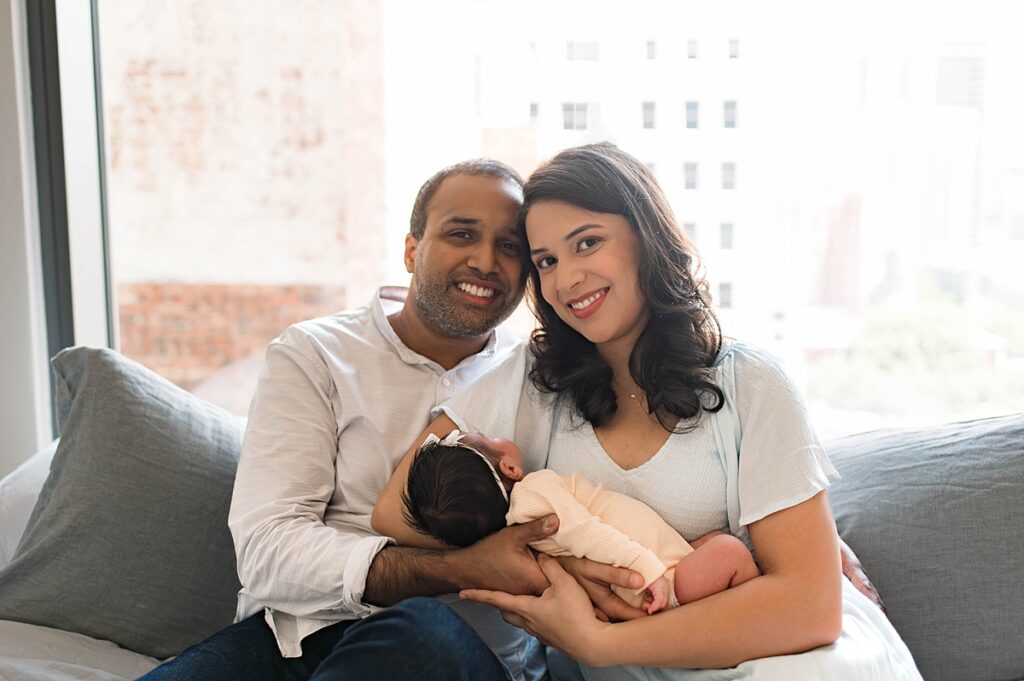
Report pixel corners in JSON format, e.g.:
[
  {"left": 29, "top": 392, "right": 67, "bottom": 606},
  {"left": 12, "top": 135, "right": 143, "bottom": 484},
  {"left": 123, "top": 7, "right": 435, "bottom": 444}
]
[{"left": 401, "top": 441, "right": 510, "bottom": 547}]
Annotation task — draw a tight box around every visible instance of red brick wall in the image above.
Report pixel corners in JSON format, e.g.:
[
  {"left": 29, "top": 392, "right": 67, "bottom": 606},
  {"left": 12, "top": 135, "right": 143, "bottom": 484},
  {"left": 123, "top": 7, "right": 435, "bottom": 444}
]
[{"left": 117, "top": 282, "right": 346, "bottom": 389}]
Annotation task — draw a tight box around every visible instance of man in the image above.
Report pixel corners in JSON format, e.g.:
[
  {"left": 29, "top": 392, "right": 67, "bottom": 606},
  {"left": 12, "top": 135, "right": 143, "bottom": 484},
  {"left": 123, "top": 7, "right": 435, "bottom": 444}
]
[{"left": 142, "top": 160, "right": 586, "bottom": 681}]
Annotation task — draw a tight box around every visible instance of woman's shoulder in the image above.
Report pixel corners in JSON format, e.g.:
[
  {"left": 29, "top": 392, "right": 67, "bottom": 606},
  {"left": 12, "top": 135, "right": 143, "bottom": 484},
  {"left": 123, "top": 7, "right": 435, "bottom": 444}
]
[{"left": 714, "top": 340, "right": 799, "bottom": 393}]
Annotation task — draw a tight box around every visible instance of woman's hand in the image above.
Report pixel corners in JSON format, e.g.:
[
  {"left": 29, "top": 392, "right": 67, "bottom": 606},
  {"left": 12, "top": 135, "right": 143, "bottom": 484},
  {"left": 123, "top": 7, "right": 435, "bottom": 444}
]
[
  {"left": 554, "top": 555, "right": 647, "bottom": 621},
  {"left": 461, "top": 553, "right": 612, "bottom": 664}
]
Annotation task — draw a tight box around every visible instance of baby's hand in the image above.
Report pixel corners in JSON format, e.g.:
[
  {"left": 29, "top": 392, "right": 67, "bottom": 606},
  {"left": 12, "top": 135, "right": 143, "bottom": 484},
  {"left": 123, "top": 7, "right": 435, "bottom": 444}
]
[{"left": 643, "top": 575, "right": 671, "bottom": 614}]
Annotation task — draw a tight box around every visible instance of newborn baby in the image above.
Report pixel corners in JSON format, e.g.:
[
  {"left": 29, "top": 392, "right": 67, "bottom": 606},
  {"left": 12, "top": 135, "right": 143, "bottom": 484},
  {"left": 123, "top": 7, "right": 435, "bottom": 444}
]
[{"left": 397, "top": 430, "right": 759, "bottom": 613}]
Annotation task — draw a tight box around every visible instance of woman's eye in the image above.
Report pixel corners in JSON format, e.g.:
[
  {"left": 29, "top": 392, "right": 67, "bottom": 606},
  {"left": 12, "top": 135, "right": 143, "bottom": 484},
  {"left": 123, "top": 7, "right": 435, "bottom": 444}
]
[
  {"left": 535, "top": 255, "right": 556, "bottom": 270},
  {"left": 578, "top": 236, "right": 601, "bottom": 252}
]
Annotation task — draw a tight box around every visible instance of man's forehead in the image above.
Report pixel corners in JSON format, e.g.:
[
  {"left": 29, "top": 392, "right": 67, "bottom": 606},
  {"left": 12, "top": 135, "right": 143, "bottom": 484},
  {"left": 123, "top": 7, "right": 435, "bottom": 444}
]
[{"left": 429, "top": 173, "right": 522, "bottom": 214}]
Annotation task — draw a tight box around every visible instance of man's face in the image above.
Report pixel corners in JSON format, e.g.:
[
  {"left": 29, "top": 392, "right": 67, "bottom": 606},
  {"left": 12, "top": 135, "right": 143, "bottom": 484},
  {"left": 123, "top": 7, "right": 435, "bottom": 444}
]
[{"left": 405, "top": 173, "right": 524, "bottom": 339}]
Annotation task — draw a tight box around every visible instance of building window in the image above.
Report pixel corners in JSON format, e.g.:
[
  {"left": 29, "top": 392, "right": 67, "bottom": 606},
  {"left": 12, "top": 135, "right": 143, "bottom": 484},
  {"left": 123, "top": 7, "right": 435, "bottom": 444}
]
[
  {"left": 724, "top": 100, "right": 737, "bottom": 128},
  {"left": 720, "top": 222, "right": 734, "bottom": 249},
  {"left": 566, "top": 41, "right": 599, "bottom": 61},
  {"left": 729, "top": 39, "right": 739, "bottom": 59},
  {"left": 687, "top": 39, "right": 698, "bottom": 59},
  {"left": 562, "top": 102, "right": 588, "bottom": 130},
  {"left": 529, "top": 102, "right": 539, "bottom": 121},
  {"left": 683, "top": 222, "right": 697, "bottom": 240},
  {"left": 642, "top": 101, "right": 656, "bottom": 129},
  {"left": 722, "top": 162, "right": 736, "bottom": 189},
  {"left": 686, "top": 101, "right": 698, "bottom": 129},
  {"left": 719, "top": 282, "right": 733, "bottom": 308},
  {"left": 684, "top": 162, "right": 698, "bottom": 190},
  {"left": 646, "top": 40, "right": 657, "bottom": 60}
]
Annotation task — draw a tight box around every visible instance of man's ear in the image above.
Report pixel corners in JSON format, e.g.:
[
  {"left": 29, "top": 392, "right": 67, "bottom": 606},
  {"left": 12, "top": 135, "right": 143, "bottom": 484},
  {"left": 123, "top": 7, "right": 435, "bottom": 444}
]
[{"left": 404, "top": 233, "right": 419, "bottom": 274}]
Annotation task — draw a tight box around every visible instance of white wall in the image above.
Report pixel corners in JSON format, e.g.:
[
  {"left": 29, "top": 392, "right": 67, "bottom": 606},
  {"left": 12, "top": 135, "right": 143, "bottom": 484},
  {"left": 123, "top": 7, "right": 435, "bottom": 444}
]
[{"left": 0, "top": 0, "right": 53, "bottom": 477}]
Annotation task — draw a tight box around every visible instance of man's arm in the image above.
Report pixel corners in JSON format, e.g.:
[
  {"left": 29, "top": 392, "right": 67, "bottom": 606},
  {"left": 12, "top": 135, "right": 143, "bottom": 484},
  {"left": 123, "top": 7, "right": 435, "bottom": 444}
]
[{"left": 364, "top": 515, "right": 559, "bottom": 605}]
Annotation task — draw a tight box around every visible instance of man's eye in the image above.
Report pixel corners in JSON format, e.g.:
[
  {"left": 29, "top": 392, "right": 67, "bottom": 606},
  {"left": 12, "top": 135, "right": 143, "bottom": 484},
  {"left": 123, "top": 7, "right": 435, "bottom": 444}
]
[
  {"left": 499, "top": 241, "right": 521, "bottom": 255},
  {"left": 448, "top": 231, "right": 472, "bottom": 240},
  {"left": 578, "top": 237, "right": 601, "bottom": 252},
  {"left": 535, "top": 255, "right": 556, "bottom": 270}
]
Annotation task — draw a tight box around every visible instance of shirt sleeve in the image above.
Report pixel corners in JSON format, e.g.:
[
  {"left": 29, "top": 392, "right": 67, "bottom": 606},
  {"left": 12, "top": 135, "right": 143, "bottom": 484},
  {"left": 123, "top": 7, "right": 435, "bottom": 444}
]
[
  {"left": 732, "top": 345, "right": 840, "bottom": 527},
  {"left": 508, "top": 471, "right": 668, "bottom": 589},
  {"left": 228, "top": 333, "right": 388, "bottom": 620}
]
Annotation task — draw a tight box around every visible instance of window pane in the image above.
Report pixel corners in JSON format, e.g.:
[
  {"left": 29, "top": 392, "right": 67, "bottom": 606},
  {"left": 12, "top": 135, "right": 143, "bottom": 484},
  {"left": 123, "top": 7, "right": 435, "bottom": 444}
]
[
  {"left": 724, "top": 100, "right": 737, "bottom": 128},
  {"left": 686, "top": 101, "right": 698, "bottom": 128},
  {"left": 720, "top": 222, "right": 734, "bottom": 249},
  {"left": 642, "top": 101, "right": 655, "bottom": 129},
  {"left": 684, "top": 162, "right": 698, "bottom": 189},
  {"left": 722, "top": 162, "right": 736, "bottom": 189}
]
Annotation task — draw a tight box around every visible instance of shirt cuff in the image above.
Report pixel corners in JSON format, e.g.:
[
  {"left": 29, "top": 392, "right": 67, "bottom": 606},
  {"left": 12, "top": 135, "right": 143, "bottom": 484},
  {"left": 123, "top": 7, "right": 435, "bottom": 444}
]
[{"left": 341, "top": 534, "right": 394, "bottom": 614}]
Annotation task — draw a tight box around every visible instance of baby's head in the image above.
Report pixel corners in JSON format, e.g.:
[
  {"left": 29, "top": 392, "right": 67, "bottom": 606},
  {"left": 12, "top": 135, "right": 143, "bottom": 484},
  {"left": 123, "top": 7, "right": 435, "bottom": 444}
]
[{"left": 402, "top": 430, "right": 524, "bottom": 547}]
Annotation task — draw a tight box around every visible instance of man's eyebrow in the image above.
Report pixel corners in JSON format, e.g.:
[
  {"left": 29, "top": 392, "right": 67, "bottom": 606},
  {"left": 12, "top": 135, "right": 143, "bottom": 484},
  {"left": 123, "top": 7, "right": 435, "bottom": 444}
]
[
  {"left": 529, "top": 224, "right": 603, "bottom": 255},
  {"left": 446, "top": 216, "right": 480, "bottom": 226}
]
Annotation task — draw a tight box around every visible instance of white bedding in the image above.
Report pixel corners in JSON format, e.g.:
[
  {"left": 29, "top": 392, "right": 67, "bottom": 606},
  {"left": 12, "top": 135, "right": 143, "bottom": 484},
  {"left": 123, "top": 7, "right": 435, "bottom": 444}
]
[{"left": 0, "top": 620, "right": 159, "bottom": 681}]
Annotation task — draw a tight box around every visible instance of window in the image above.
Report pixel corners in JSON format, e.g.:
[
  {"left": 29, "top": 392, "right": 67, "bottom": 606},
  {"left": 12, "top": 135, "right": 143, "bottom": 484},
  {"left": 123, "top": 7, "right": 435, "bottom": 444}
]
[
  {"left": 642, "top": 101, "right": 656, "bottom": 129},
  {"left": 684, "top": 163, "right": 698, "bottom": 190},
  {"left": 686, "top": 101, "right": 698, "bottom": 129},
  {"left": 562, "top": 102, "right": 588, "bottom": 130},
  {"left": 53, "top": 2, "right": 1020, "bottom": 441},
  {"left": 683, "top": 222, "right": 697, "bottom": 240},
  {"left": 719, "top": 282, "right": 733, "bottom": 308},
  {"left": 566, "top": 41, "right": 599, "bottom": 61},
  {"left": 724, "top": 100, "right": 737, "bottom": 128},
  {"left": 722, "top": 162, "right": 736, "bottom": 189},
  {"left": 720, "top": 222, "right": 734, "bottom": 249}
]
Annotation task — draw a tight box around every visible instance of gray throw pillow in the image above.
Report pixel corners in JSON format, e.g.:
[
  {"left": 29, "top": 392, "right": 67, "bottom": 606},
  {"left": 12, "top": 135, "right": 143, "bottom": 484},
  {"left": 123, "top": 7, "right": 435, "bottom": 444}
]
[
  {"left": 827, "top": 413, "right": 1024, "bottom": 681},
  {"left": 0, "top": 347, "right": 244, "bottom": 659}
]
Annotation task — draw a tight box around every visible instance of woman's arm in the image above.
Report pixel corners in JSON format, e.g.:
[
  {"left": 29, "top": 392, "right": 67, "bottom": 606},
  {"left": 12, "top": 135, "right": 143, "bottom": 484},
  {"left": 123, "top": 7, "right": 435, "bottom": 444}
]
[
  {"left": 370, "top": 413, "right": 459, "bottom": 550},
  {"left": 462, "top": 490, "right": 842, "bottom": 669}
]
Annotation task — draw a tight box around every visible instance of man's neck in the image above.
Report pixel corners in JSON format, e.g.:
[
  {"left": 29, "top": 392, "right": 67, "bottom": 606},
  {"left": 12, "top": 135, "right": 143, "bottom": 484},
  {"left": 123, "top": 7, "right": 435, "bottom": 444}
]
[{"left": 387, "top": 307, "right": 491, "bottom": 371}]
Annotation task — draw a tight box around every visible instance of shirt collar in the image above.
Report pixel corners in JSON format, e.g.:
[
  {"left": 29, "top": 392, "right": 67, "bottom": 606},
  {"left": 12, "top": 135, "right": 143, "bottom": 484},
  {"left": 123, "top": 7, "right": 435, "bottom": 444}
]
[{"left": 369, "top": 287, "right": 499, "bottom": 370}]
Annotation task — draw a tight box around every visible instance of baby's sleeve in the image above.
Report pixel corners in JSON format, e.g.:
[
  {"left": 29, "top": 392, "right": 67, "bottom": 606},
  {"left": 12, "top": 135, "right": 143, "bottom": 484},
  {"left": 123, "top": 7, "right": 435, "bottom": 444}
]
[{"left": 510, "top": 471, "right": 668, "bottom": 589}]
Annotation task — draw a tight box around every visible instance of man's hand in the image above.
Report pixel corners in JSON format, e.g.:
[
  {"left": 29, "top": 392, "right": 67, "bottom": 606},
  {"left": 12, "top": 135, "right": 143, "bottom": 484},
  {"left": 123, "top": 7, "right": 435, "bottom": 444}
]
[
  {"left": 555, "top": 555, "right": 647, "bottom": 621},
  {"left": 453, "top": 515, "right": 560, "bottom": 595},
  {"left": 839, "top": 538, "right": 887, "bottom": 616},
  {"left": 364, "top": 514, "right": 559, "bottom": 606}
]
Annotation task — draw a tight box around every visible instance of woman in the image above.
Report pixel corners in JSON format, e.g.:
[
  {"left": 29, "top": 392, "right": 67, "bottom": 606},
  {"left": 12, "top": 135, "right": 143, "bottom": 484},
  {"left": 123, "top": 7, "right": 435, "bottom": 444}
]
[{"left": 379, "top": 143, "right": 921, "bottom": 679}]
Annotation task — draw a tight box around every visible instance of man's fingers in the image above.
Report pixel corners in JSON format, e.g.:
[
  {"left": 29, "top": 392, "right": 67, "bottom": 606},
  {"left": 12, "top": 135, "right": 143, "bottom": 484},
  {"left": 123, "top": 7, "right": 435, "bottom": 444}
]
[
  {"left": 509, "top": 514, "right": 559, "bottom": 544},
  {"left": 591, "top": 591, "right": 647, "bottom": 621},
  {"left": 536, "top": 552, "right": 574, "bottom": 584}
]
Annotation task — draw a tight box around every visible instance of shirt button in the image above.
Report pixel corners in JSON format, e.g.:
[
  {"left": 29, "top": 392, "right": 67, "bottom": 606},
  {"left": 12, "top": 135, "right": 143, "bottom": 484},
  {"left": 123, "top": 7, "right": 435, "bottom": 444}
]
[{"left": 442, "top": 378, "right": 451, "bottom": 387}]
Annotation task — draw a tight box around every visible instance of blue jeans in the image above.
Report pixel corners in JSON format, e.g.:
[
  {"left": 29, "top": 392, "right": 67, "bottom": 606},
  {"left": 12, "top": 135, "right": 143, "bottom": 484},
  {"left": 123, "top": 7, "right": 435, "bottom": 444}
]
[{"left": 140, "top": 597, "right": 512, "bottom": 681}]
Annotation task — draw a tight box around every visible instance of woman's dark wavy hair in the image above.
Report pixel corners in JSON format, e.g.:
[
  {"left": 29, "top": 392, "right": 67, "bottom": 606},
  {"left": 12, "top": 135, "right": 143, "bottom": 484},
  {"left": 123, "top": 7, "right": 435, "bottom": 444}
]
[{"left": 523, "top": 142, "right": 723, "bottom": 432}]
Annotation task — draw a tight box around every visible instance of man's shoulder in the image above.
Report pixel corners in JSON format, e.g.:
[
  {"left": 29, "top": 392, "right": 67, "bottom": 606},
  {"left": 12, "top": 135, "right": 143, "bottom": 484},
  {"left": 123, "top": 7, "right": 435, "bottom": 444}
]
[{"left": 276, "top": 305, "right": 377, "bottom": 350}]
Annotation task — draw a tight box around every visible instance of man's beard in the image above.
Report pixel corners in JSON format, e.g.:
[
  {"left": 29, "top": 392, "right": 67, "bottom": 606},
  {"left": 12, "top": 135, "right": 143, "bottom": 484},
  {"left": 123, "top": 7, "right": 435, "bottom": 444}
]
[{"left": 413, "top": 271, "right": 519, "bottom": 339}]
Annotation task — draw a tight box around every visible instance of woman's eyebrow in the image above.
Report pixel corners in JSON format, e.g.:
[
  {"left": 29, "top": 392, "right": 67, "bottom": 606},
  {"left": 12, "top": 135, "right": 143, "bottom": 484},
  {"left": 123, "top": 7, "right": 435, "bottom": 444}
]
[{"left": 530, "top": 224, "right": 603, "bottom": 255}]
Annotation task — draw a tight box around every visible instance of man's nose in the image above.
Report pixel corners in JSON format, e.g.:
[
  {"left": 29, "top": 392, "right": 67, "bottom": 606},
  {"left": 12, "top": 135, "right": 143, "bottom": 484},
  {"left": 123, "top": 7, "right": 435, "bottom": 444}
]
[{"left": 467, "top": 242, "right": 499, "bottom": 274}]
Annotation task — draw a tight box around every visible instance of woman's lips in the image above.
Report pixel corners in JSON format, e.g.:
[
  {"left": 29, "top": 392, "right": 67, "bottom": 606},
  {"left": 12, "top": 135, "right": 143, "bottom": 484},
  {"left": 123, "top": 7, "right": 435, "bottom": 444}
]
[{"left": 566, "top": 288, "right": 608, "bottom": 319}]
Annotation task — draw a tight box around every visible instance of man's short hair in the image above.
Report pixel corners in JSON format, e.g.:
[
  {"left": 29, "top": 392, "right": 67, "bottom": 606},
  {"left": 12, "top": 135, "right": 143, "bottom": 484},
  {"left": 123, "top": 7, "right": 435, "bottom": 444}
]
[
  {"left": 408, "top": 160, "right": 525, "bottom": 240},
  {"left": 402, "top": 441, "right": 510, "bottom": 547}
]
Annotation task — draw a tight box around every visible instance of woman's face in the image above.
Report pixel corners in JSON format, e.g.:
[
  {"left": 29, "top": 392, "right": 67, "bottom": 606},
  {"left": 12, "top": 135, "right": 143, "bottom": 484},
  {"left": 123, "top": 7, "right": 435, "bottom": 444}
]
[{"left": 525, "top": 200, "right": 648, "bottom": 353}]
